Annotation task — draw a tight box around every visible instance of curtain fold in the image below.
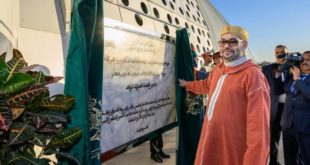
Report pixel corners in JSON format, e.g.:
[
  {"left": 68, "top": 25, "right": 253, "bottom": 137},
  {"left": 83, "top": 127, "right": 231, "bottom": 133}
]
[
  {"left": 175, "top": 28, "right": 204, "bottom": 165},
  {"left": 59, "top": 0, "right": 103, "bottom": 164}
]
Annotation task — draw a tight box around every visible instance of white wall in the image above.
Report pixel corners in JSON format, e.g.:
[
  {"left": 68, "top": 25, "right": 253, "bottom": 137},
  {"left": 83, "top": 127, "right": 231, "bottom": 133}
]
[
  {"left": 104, "top": 0, "right": 214, "bottom": 55},
  {"left": 0, "top": 33, "right": 12, "bottom": 58},
  {"left": 0, "top": 0, "right": 71, "bottom": 95},
  {"left": 18, "top": 27, "right": 70, "bottom": 95},
  {"left": 0, "top": 0, "right": 19, "bottom": 47}
]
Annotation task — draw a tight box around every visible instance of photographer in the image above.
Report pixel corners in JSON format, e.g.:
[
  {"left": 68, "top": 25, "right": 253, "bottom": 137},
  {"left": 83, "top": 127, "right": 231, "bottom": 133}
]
[
  {"left": 281, "top": 51, "right": 310, "bottom": 165},
  {"left": 262, "top": 45, "right": 287, "bottom": 165}
]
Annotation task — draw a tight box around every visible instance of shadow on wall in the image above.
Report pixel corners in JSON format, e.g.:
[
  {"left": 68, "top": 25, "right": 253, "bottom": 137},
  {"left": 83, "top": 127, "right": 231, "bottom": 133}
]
[
  {"left": 0, "top": 36, "right": 65, "bottom": 96},
  {"left": 0, "top": 32, "right": 13, "bottom": 60}
]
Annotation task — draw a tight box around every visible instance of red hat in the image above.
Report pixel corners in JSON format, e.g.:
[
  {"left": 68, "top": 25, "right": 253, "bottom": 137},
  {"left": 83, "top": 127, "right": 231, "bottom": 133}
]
[
  {"left": 212, "top": 51, "right": 221, "bottom": 58},
  {"left": 201, "top": 51, "right": 212, "bottom": 57}
]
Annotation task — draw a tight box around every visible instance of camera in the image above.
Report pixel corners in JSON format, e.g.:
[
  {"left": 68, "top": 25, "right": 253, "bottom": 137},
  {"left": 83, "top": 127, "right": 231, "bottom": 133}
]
[{"left": 277, "top": 52, "right": 304, "bottom": 71}]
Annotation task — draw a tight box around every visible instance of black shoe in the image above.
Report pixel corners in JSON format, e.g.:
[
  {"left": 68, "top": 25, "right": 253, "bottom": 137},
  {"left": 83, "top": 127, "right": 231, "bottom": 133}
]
[
  {"left": 151, "top": 153, "right": 163, "bottom": 163},
  {"left": 159, "top": 150, "right": 170, "bottom": 159}
]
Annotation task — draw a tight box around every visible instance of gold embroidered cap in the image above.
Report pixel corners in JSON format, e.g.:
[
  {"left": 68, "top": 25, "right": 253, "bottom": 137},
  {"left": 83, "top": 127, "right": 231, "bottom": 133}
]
[{"left": 221, "top": 26, "right": 248, "bottom": 42}]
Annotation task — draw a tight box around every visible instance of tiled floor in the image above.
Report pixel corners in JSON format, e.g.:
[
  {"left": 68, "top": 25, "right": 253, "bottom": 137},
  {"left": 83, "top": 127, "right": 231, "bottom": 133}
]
[
  {"left": 105, "top": 128, "right": 177, "bottom": 165},
  {"left": 104, "top": 127, "right": 285, "bottom": 165}
]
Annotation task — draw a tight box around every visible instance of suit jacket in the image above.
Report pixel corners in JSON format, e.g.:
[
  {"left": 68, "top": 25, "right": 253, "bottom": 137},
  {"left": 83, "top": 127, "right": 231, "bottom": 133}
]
[
  {"left": 262, "top": 63, "right": 285, "bottom": 122},
  {"left": 281, "top": 74, "right": 310, "bottom": 133}
]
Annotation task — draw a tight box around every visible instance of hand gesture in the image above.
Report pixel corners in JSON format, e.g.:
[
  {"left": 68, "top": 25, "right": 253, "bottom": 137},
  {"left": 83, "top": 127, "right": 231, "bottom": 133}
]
[
  {"left": 289, "top": 66, "right": 301, "bottom": 80},
  {"left": 178, "top": 79, "right": 188, "bottom": 87}
]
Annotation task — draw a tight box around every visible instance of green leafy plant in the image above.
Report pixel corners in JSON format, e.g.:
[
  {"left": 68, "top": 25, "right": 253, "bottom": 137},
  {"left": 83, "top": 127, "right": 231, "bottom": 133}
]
[{"left": 0, "top": 49, "right": 82, "bottom": 165}]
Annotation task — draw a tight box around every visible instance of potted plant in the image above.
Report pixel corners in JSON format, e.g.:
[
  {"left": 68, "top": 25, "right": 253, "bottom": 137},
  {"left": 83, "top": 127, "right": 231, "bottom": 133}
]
[{"left": 0, "top": 49, "right": 82, "bottom": 165}]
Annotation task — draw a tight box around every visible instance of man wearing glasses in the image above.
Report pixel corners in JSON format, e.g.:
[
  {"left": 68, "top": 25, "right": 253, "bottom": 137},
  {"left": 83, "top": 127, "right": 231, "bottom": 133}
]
[
  {"left": 262, "top": 45, "right": 287, "bottom": 165},
  {"left": 179, "top": 26, "right": 270, "bottom": 165}
]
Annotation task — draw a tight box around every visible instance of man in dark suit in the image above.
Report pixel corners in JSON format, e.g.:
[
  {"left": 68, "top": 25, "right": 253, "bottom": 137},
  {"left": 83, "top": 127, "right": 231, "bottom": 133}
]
[
  {"left": 150, "top": 134, "right": 170, "bottom": 163},
  {"left": 281, "top": 51, "right": 310, "bottom": 165},
  {"left": 262, "top": 45, "right": 287, "bottom": 165}
]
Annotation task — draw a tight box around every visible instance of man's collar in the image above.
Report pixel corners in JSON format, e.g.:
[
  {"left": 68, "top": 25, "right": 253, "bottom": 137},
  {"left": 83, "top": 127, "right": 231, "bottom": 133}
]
[{"left": 224, "top": 56, "right": 247, "bottom": 67}]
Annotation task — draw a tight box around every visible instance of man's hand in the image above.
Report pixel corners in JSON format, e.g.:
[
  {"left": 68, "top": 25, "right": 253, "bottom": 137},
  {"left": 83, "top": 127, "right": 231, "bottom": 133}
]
[
  {"left": 289, "top": 66, "right": 301, "bottom": 80},
  {"left": 178, "top": 79, "right": 188, "bottom": 87}
]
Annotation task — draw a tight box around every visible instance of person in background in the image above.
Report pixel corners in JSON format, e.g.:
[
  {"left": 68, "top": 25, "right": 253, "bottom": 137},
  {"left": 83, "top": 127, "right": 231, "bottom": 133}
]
[
  {"left": 150, "top": 134, "right": 170, "bottom": 163},
  {"left": 196, "top": 52, "right": 213, "bottom": 80},
  {"left": 179, "top": 25, "right": 270, "bottom": 165},
  {"left": 191, "top": 45, "right": 199, "bottom": 68},
  {"left": 201, "top": 51, "right": 213, "bottom": 71},
  {"left": 262, "top": 45, "right": 287, "bottom": 165},
  {"left": 212, "top": 51, "right": 223, "bottom": 66},
  {"left": 281, "top": 51, "right": 310, "bottom": 165}
]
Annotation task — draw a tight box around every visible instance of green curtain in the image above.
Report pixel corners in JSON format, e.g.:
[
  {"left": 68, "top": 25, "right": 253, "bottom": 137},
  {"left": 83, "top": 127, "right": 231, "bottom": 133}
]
[
  {"left": 175, "top": 28, "right": 204, "bottom": 165},
  {"left": 59, "top": 0, "right": 103, "bottom": 164}
]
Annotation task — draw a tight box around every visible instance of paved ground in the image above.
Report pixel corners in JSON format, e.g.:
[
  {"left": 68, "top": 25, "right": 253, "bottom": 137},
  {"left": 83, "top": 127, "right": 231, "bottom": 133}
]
[
  {"left": 104, "top": 127, "right": 285, "bottom": 165},
  {"left": 105, "top": 129, "right": 177, "bottom": 165}
]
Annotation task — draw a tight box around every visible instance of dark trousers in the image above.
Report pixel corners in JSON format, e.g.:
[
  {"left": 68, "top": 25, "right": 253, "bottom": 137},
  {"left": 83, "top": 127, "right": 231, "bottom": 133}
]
[
  {"left": 150, "top": 134, "right": 163, "bottom": 154},
  {"left": 270, "top": 103, "right": 283, "bottom": 165},
  {"left": 282, "top": 127, "right": 299, "bottom": 165},
  {"left": 297, "top": 133, "right": 310, "bottom": 165}
]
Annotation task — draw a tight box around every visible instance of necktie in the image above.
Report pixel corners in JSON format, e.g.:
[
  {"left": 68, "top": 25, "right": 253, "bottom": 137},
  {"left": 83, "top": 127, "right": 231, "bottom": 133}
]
[
  {"left": 301, "top": 74, "right": 306, "bottom": 79},
  {"left": 290, "top": 75, "right": 306, "bottom": 95}
]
